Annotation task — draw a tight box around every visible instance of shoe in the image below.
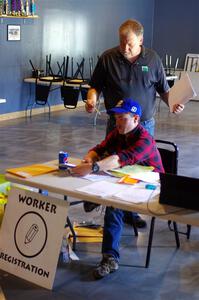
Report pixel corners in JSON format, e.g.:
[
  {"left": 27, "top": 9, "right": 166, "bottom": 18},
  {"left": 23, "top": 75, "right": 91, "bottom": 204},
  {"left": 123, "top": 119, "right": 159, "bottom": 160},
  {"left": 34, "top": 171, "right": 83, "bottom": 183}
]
[
  {"left": 134, "top": 216, "right": 147, "bottom": 228},
  {"left": 83, "top": 201, "right": 100, "bottom": 212},
  {"left": 123, "top": 214, "right": 147, "bottom": 228},
  {"left": 93, "top": 254, "right": 119, "bottom": 279}
]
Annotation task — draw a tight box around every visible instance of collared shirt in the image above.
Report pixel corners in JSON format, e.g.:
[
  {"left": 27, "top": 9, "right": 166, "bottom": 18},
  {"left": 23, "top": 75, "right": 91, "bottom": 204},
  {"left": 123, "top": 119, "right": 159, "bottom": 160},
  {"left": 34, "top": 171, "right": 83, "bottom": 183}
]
[
  {"left": 90, "top": 46, "right": 169, "bottom": 122},
  {"left": 90, "top": 124, "right": 164, "bottom": 172}
]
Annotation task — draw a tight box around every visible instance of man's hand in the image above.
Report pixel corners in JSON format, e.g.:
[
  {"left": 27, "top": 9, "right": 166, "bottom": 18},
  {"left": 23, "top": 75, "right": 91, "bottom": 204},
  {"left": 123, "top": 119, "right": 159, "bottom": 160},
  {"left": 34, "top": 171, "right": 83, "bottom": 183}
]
[
  {"left": 85, "top": 100, "right": 95, "bottom": 113},
  {"left": 172, "top": 103, "right": 185, "bottom": 114},
  {"left": 72, "top": 163, "right": 92, "bottom": 177},
  {"left": 85, "top": 88, "right": 98, "bottom": 113},
  {"left": 82, "top": 151, "right": 99, "bottom": 163}
]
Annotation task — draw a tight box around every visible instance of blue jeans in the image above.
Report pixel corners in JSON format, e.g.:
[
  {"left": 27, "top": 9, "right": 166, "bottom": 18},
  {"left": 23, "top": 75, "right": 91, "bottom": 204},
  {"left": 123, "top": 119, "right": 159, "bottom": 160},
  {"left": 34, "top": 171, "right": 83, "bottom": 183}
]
[
  {"left": 102, "top": 117, "right": 155, "bottom": 259},
  {"left": 141, "top": 118, "right": 155, "bottom": 137},
  {"left": 102, "top": 207, "right": 124, "bottom": 260}
]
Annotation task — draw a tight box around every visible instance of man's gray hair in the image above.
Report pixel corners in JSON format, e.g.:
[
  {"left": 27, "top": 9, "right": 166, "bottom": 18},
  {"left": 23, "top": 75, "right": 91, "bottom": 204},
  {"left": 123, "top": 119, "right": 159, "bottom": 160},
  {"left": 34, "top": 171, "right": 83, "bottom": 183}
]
[{"left": 119, "top": 19, "right": 144, "bottom": 36}]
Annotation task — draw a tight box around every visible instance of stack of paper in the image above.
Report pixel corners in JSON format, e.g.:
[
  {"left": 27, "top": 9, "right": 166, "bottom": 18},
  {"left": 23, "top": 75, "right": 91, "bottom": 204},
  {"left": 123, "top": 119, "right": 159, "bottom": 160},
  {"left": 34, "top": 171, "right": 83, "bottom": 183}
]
[{"left": 107, "top": 164, "right": 154, "bottom": 178}]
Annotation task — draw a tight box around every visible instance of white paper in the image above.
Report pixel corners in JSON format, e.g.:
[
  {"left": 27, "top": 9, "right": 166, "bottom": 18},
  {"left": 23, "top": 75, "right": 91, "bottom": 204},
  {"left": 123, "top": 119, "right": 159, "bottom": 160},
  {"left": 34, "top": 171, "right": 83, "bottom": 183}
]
[
  {"left": 83, "top": 173, "right": 116, "bottom": 182},
  {"left": 129, "top": 172, "right": 159, "bottom": 183},
  {"left": 114, "top": 186, "right": 160, "bottom": 203},
  {"left": 76, "top": 181, "right": 128, "bottom": 197},
  {"left": 168, "top": 72, "right": 197, "bottom": 112}
]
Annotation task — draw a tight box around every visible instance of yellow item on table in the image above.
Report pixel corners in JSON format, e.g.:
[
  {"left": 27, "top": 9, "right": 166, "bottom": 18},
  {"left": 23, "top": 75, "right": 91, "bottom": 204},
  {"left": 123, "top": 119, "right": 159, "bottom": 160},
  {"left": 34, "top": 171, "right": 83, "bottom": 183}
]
[
  {"left": 6, "top": 164, "right": 58, "bottom": 178},
  {"left": 118, "top": 175, "right": 139, "bottom": 185},
  {"left": 109, "top": 164, "right": 154, "bottom": 178}
]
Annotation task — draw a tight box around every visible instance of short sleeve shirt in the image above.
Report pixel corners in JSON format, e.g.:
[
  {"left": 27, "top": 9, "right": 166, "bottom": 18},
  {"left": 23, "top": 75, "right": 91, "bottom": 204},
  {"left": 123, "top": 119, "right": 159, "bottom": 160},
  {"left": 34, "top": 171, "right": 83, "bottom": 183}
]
[{"left": 90, "top": 46, "right": 169, "bottom": 122}]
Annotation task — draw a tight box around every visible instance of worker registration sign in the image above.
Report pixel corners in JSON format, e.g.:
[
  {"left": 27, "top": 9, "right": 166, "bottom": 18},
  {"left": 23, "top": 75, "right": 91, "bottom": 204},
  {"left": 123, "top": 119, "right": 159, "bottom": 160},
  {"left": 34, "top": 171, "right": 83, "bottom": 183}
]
[{"left": 0, "top": 187, "right": 68, "bottom": 289}]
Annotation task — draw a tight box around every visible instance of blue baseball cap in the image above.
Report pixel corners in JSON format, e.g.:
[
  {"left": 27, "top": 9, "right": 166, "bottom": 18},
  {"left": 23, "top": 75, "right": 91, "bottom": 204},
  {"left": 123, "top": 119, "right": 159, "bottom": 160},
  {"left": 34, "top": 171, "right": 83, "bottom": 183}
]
[{"left": 108, "top": 98, "right": 142, "bottom": 117}]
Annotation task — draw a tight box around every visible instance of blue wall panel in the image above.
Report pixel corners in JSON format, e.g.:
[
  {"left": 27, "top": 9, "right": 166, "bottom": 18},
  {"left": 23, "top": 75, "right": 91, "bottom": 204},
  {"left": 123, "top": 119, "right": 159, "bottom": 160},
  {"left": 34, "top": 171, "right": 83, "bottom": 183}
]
[
  {"left": 0, "top": 0, "right": 154, "bottom": 115},
  {"left": 153, "top": 0, "right": 199, "bottom": 69}
]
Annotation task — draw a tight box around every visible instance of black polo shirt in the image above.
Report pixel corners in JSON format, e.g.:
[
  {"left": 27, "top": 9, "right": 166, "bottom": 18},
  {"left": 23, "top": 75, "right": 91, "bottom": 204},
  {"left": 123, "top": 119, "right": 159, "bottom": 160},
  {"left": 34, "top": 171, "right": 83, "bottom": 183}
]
[{"left": 90, "top": 46, "right": 169, "bottom": 122}]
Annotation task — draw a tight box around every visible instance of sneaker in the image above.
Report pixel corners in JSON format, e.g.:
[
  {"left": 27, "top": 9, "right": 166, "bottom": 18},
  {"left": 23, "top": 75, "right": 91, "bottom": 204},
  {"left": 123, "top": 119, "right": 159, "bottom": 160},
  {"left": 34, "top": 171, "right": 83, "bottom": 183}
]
[
  {"left": 123, "top": 214, "right": 147, "bottom": 228},
  {"left": 134, "top": 216, "right": 147, "bottom": 228},
  {"left": 83, "top": 201, "right": 100, "bottom": 212},
  {"left": 93, "top": 254, "right": 119, "bottom": 279}
]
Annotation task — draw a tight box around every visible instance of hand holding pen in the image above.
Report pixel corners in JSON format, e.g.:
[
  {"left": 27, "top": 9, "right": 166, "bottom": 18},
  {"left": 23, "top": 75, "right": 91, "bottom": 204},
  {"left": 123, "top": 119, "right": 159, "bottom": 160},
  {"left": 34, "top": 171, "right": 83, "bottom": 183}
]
[{"left": 85, "top": 100, "right": 101, "bottom": 115}]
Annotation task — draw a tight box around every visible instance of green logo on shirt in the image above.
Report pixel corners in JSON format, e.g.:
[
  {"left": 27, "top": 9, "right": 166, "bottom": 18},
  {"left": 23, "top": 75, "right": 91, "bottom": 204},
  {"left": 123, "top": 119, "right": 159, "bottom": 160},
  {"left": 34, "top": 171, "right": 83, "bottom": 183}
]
[{"left": 142, "top": 66, "right": 149, "bottom": 72}]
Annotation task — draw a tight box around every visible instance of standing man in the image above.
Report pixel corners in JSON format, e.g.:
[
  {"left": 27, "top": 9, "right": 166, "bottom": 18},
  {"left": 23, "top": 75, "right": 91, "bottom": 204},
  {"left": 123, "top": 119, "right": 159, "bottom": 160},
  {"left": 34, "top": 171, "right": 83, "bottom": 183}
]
[
  {"left": 72, "top": 99, "right": 164, "bottom": 279},
  {"left": 85, "top": 19, "right": 184, "bottom": 226}
]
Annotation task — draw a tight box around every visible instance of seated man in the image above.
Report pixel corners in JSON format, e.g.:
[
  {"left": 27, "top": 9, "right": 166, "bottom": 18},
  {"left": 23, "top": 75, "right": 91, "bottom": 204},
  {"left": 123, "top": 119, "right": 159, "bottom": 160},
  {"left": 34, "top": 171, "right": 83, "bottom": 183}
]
[{"left": 72, "top": 98, "right": 164, "bottom": 279}]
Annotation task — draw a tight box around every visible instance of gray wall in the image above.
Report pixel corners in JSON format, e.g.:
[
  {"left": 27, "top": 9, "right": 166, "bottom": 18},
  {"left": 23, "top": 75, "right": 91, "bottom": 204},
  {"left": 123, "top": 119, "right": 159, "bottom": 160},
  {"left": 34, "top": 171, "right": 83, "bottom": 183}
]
[
  {"left": 153, "top": 0, "right": 199, "bottom": 69},
  {"left": 0, "top": 0, "right": 155, "bottom": 115}
]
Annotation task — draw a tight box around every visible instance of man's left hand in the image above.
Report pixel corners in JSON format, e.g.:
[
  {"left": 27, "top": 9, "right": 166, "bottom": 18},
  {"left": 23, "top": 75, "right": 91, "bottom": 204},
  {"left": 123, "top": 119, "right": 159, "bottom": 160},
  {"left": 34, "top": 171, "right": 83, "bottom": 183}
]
[
  {"left": 72, "top": 163, "right": 92, "bottom": 177},
  {"left": 172, "top": 103, "right": 185, "bottom": 114}
]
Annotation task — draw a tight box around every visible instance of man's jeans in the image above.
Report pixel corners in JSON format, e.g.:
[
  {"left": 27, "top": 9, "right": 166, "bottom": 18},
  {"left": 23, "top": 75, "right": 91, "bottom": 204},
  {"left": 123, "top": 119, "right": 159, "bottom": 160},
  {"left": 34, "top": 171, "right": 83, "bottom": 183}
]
[
  {"left": 102, "top": 117, "right": 155, "bottom": 259},
  {"left": 102, "top": 207, "right": 124, "bottom": 259},
  {"left": 141, "top": 118, "right": 155, "bottom": 137}
]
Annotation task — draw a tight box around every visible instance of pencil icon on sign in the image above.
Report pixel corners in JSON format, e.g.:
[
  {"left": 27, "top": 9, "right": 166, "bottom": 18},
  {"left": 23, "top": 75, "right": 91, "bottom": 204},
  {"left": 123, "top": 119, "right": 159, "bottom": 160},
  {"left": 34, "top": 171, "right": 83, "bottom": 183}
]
[{"left": 24, "top": 224, "right": 39, "bottom": 244}]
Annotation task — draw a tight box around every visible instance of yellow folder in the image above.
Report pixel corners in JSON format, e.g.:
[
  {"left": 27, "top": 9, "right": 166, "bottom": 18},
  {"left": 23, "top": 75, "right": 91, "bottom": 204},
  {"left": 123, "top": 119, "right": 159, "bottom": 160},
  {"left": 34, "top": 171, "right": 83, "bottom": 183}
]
[
  {"left": 6, "top": 164, "right": 58, "bottom": 178},
  {"left": 69, "top": 226, "right": 103, "bottom": 243},
  {"left": 109, "top": 164, "right": 154, "bottom": 178}
]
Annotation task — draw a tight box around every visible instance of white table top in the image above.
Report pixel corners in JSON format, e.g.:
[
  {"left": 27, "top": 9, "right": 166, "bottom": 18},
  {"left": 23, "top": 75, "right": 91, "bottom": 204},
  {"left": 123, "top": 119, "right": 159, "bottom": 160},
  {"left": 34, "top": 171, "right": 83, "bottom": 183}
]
[{"left": 5, "top": 160, "right": 199, "bottom": 227}]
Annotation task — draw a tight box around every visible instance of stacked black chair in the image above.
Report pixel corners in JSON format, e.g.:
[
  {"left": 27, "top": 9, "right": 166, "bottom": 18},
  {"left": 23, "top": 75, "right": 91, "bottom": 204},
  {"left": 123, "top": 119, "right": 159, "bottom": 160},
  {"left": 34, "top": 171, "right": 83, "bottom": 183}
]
[
  {"left": 61, "top": 85, "right": 80, "bottom": 109},
  {"left": 29, "top": 78, "right": 52, "bottom": 118}
]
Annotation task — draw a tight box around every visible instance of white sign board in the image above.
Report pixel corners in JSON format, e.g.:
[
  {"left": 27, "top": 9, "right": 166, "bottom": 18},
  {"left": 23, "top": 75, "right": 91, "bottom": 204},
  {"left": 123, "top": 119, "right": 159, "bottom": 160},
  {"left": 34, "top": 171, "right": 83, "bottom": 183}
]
[{"left": 0, "top": 188, "right": 68, "bottom": 290}]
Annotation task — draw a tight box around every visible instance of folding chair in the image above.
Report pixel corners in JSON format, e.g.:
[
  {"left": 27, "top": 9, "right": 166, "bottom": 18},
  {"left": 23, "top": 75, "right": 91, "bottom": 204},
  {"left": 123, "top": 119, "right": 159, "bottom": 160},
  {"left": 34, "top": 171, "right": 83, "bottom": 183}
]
[
  {"left": 60, "top": 85, "right": 80, "bottom": 109},
  {"left": 29, "top": 78, "right": 52, "bottom": 118},
  {"left": 144, "top": 140, "right": 181, "bottom": 267},
  {"left": 57, "top": 56, "right": 69, "bottom": 80}
]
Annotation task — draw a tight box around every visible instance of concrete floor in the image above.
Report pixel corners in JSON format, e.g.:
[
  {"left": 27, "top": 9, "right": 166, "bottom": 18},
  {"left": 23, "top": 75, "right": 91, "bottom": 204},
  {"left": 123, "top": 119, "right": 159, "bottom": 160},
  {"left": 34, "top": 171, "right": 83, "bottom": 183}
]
[{"left": 0, "top": 100, "right": 199, "bottom": 299}]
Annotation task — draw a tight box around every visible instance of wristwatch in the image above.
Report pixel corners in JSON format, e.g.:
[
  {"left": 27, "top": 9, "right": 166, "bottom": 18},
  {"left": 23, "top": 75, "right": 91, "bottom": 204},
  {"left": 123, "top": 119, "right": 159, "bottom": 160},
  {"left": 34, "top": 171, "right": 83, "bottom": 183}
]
[{"left": 92, "top": 162, "right": 100, "bottom": 173}]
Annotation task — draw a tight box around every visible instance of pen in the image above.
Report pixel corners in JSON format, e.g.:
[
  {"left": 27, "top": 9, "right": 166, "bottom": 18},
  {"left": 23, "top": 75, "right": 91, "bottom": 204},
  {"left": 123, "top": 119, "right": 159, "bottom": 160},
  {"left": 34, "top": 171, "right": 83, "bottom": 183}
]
[{"left": 94, "top": 107, "right": 101, "bottom": 115}]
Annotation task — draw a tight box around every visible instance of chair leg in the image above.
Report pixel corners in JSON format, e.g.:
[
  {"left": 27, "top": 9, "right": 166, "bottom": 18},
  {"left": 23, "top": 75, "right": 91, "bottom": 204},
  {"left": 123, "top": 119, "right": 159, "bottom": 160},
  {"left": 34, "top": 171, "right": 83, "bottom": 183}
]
[
  {"left": 145, "top": 217, "right": 156, "bottom": 268},
  {"left": 131, "top": 216, "right": 138, "bottom": 236},
  {"left": 157, "top": 98, "right": 161, "bottom": 112},
  {"left": 30, "top": 104, "right": 34, "bottom": 118},
  {"left": 186, "top": 225, "right": 191, "bottom": 239},
  {"left": 168, "top": 220, "right": 190, "bottom": 240},
  {"left": 173, "top": 221, "right": 180, "bottom": 248},
  {"left": 47, "top": 101, "right": 51, "bottom": 118},
  {"left": 66, "top": 216, "right": 77, "bottom": 251},
  {"left": 30, "top": 102, "right": 36, "bottom": 118}
]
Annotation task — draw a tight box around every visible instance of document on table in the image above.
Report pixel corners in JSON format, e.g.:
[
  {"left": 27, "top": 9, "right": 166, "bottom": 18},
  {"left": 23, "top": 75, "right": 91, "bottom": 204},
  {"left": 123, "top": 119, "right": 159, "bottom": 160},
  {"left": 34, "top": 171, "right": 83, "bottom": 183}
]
[
  {"left": 168, "top": 72, "right": 197, "bottom": 112},
  {"left": 106, "top": 164, "right": 154, "bottom": 178},
  {"left": 128, "top": 172, "right": 159, "bottom": 183},
  {"left": 114, "top": 185, "right": 160, "bottom": 204},
  {"left": 76, "top": 181, "right": 128, "bottom": 197},
  {"left": 83, "top": 173, "right": 117, "bottom": 182}
]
